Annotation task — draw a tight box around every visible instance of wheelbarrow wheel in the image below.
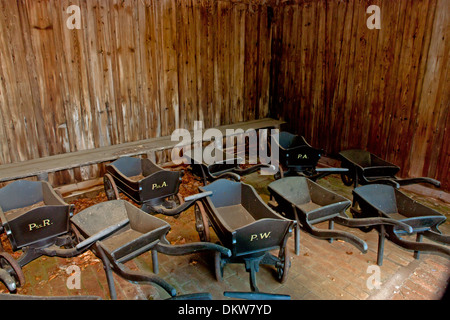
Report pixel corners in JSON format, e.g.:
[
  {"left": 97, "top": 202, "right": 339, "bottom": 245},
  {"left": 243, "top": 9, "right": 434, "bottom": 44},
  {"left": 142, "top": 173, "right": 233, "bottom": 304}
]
[
  {"left": 214, "top": 251, "right": 224, "bottom": 282},
  {"left": 104, "top": 174, "right": 119, "bottom": 200},
  {"left": 194, "top": 202, "right": 210, "bottom": 242},
  {"left": 0, "top": 252, "right": 25, "bottom": 290},
  {"left": 276, "top": 247, "right": 290, "bottom": 284},
  {"left": 340, "top": 168, "right": 355, "bottom": 187},
  {"left": 274, "top": 167, "right": 284, "bottom": 180}
]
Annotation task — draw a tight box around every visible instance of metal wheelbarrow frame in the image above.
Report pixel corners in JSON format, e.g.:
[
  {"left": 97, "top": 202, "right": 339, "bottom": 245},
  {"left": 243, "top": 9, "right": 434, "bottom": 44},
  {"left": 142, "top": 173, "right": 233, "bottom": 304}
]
[
  {"left": 104, "top": 156, "right": 190, "bottom": 216},
  {"left": 194, "top": 179, "right": 294, "bottom": 294},
  {"left": 0, "top": 180, "right": 137, "bottom": 293},
  {"left": 184, "top": 147, "right": 272, "bottom": 186},
  {"left": 273, "top": 132, "right": 348, "bottom": 181},
  {"left": 267, "top": 177, "right": 413, "bottom": 256},
  {"left": 0, "top": 180, "right": 229, "bottom": 299},
  {"left": 351, "top": 184, "right": 450, "bottom": 266},
  {"left": 0, "top": 180, "right": 77, "bottom": 291},
  {"left": 71, "top": 200, "right": 231, "bottom": 300},
  {"left": 339, "top": 149, "right": 441, "bottom": 189}
]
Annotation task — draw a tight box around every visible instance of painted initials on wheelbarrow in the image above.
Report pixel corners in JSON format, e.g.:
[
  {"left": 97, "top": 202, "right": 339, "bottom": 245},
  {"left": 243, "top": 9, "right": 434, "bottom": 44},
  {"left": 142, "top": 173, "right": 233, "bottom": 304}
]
[
  {"left": 152, "top": 181, "right": 168, "bottom": 190},
  {"left": 28, "top": 219, "right": 53, "bottom": 231},
  {"left": 250, "top": 232, "right": 271, "bottom": 242}
]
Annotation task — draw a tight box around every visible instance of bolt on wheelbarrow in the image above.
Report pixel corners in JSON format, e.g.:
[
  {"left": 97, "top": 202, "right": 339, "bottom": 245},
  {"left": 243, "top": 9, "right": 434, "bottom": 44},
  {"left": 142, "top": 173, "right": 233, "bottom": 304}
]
[
  {"left": 267, "top": 177, "right": 414, "bottom": 256},
  {"left": 194, "top": 179, "right": 294, "bottom": 298}
]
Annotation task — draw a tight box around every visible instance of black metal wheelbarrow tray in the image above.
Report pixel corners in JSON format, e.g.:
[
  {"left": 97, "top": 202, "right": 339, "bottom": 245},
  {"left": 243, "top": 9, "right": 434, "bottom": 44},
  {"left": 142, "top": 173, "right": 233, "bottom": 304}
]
[
  {"left": 104, "top": 156, "right": 192, "bottom": 216},
  {"left": 0, "top": 179, "right": 79, "bottom": 292},
  {"left": 267, "top": 177, "right": 413, "bottom": 256},
  {"left": 351, "top": 184, "right": 450, "bottom": 266},
  {"left": 273, "top": 132, "right": 348, "bottom": 181},
  {"left": 194, "top": 179, "right": 294, "bottom": 295},
  {"left": 0, "top": 180, "right": 141, "bottom": 293},
  {"left": 71, "top": 200, "right": 231, "bottom": 300},
  {"left": 0, "top": 180, "right": 229, "bottom": 299},
  {"left": 339, "top": 149, "right": 441, "bottom": 189},
  {"left": 183, "top": 147, "right": 273, "bottom": 185}
]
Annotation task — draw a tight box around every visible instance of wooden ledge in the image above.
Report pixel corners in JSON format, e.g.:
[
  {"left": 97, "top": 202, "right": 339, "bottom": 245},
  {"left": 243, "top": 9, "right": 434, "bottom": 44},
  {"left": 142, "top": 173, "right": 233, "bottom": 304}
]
[{"left": 0, "top": 118, "right": 284, "bottom": 183}]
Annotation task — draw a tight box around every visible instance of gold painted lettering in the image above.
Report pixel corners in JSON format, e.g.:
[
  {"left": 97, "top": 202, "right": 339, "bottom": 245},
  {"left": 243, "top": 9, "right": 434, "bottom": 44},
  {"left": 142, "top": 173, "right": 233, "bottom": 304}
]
[{"left": 260, "top": 232, "right": 271, "bottom": 239}]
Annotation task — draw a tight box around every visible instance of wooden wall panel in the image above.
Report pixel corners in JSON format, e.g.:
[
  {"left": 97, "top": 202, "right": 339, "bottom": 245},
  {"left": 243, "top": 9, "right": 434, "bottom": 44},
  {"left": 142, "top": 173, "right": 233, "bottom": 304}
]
[
  {"left": 0, "top": 0, "right": 274, "bottom": 187},
  {"left": 0, "top": 0, "right": 448, "bottom": 191},
  {"left": 270, "top": 0, "right": 449, "bottom": 191}
]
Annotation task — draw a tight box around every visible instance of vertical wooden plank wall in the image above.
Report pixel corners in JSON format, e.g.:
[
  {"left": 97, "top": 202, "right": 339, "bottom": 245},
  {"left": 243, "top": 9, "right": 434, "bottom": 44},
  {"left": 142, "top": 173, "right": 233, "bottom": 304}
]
[
  {"left": 0, "top": 0, "right": 448, "bottom": 191},
  {"left": 270, "top": 0, "right": 449, "bottom": 191},
  {"left": 0, "top": 0, "right": 273, "bottom": 186}
]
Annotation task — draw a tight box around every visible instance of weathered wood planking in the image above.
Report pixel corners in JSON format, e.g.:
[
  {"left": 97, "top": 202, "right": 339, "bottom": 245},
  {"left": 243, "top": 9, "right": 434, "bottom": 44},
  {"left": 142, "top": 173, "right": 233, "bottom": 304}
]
[
  {"left": 408, "top": 0, "right": 449, "bottom": 182},
  {"left": 0, "top": 0, "right": 448, "bottom": 191},
  {"left": 270, "top": 0, "right": 449, "bottom": 191},
  {"left": 0, "top": 118, "right": 284, "bottom": 183},
  {"left": 0, "top": 0, "right": 275, "bottom": 187}
]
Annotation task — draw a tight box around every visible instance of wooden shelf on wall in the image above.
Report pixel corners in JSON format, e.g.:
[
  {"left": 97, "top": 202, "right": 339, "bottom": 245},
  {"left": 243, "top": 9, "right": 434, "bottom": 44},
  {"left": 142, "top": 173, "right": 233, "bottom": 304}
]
[{"left": 0, "top": 118, "right": 285, "bottom": 183}]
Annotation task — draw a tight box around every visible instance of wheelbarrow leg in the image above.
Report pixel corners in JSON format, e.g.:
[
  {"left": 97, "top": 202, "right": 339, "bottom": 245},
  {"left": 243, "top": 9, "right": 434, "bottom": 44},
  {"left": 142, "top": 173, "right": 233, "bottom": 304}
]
[
  {"left": 199, "top": 166, "right": 208, "bottom": 186},
  {"left": 152, "top": 250, "right": 159, "bottom": 274},
  {"left": 328, "top": 220, "right": 334, "bottom": 244},
  {"left": 293, "top": 209, "right": 301, "bottom": 256},
  {"left": 414, "top": 233, "right": 423, "bottom": 260},
  {"left": 96, "top": 245, "right": 118, "bottom": 300},
  {"left": 295, "top": 223, "right": 300, "bottom": 256},
  {"left": 244, "top": 259, "right": 260, "bottom": 292},
  {"left": 377, "top": 225, "right": 386, "bottom": 266},
  {"left": 354, "top": 171, "right": 359, "bottom": 188},
  {"left": 249, "top": 268, "right": 259, "bottom": 293},
  {"left": 268, "top": 200, "right": 299, "bottom": 256}
]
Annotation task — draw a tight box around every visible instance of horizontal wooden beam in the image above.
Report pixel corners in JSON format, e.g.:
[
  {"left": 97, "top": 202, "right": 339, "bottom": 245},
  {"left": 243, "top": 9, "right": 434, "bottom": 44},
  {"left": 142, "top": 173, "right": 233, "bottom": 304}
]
[{"left": 0, "top": 118, "right": 284, "bottom": 183}]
